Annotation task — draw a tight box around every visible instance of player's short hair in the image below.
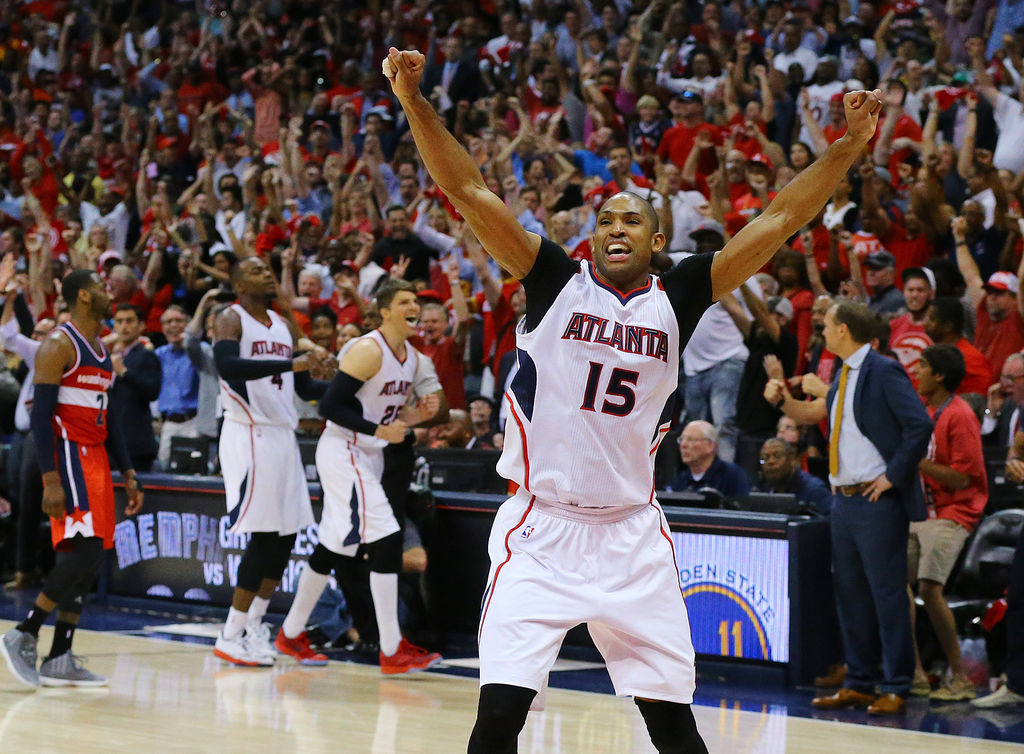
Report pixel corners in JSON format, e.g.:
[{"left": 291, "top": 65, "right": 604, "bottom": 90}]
[
  {"left": 831, "top": 300, "right": 876, "bottom": 344},
  {"left": 385, "top": 204, "right": 407, "bottom": 219},
  {"left": 601, "top": 191, "right": 660, "bottom": 233},
  {"left": 61, "top": 268, "right": 98, "bottom": 308},
  {"left": 920, "top": 344, "right": 966, "bottom": 392},
  {"left": 375, "top": 279, "right": 417, "bottom": 310}
]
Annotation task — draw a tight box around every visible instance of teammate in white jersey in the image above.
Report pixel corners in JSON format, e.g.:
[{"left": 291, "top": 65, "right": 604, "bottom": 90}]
[
  {"left": 275, "top": 279, "right": 447, "bottom": 673},
  {"left": 386, "top": 46, "right": 884, "bottom": 753},
  {"left": 211, "top": 257, "right": 332, "bottom": 666}
]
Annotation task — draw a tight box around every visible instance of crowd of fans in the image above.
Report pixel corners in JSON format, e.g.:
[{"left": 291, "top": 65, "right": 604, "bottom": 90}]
[{"left": 0, "top": 0, "right": 1023, "bottom": 690}]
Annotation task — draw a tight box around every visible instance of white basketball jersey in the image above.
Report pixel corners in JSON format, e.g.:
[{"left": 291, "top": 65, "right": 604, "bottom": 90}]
[
  {"left": 497, "top": 261, "right": 680, "bottom": 508},
  {"left": 324, "top": 329, "right": 421, "bottom": 449},
  {"left": 219, "top": 304, "right": 298, "bottom": 429}
]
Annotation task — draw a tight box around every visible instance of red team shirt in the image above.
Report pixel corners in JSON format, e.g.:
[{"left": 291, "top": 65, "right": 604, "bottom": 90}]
[{"left": 51, "top": 322, "right": 117, "bottom": 549}]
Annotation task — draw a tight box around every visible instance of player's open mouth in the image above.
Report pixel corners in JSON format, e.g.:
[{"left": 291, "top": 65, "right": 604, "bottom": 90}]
[
  {"left": 606, "top": 242, "right": 632, "bottom": 262},
  {"left": 405, "top": 315, "right": 419, "bottom": 325}
]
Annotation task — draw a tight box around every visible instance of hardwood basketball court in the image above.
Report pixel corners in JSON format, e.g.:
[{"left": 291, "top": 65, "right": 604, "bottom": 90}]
[{"left": 0, "top": 620, "right": 1016, "bottom": 752}]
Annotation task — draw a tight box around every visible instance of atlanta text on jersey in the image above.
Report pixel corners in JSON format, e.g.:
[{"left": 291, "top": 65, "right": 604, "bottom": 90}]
[{"left": 560, "top": 312, "right": 671, "bottom": 363}]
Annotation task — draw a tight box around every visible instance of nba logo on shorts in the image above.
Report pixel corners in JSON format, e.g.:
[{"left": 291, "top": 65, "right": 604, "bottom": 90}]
[{"left": 521, "top": 526, "right": 535, "bottom": 539}]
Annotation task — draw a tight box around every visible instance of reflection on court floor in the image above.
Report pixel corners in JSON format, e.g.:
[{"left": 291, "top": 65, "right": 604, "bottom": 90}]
[{"left": 0, "top": 620, "right": 1018, "bottom": 753}]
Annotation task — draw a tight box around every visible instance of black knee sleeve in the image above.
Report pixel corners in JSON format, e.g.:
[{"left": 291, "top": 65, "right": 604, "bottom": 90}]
[
  {"left": 266, "top": 533, "right": 296, "bottom": 579},
  {"left": 237, "top": 532, "right": 297, "bottom": 589},
  {"left": 56, "top": 596, "right": 83, "bottom": 616},
  {"left": 42, "top": 536, "right": 104, "bottom": 604},
  {"left": 307, "top": 543, "right": 338, "bottom": 575},
  {"left": 367, "top": 531, "right": 403, "bottom": 573},
  {"left": 634, "top": 700, "right": 708, "bottom": 754},
  {"left": 236, "top": 532, "right": 275, "bottom": 592},
  {"left": 467, "top": 684, "right": 536, "bottom": 754}
]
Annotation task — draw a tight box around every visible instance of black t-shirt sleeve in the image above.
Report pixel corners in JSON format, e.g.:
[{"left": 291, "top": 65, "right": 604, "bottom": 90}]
[
  {"left": 520, "top": 237, "right": 580, "bottom": 331},
  {"left": 659, "top": 252, "right": 715, "bottom": 344}
]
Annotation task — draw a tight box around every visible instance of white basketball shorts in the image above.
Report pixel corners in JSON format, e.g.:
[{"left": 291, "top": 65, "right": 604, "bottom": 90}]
[
  {"left": 478, "top": 492, "right": 697, "bottom": 704},
  {"left": 220, "top": 419, "right": 313, "bottom": 535},
  {"left": 316, "top": 432, "right": 399, "bottom": 554}
]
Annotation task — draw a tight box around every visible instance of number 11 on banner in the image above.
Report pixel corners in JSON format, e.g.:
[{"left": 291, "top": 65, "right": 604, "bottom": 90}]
[{"left": 718, "top": 620, "right": 743, "bottom": 658}]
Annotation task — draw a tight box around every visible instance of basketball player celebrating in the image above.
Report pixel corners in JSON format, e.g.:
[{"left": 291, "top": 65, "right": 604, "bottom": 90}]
[
  {"left": 384, "top": 47, "right": 883, "bottom": 752},
  {"left": 212, "top": 257, "right": 330, "bottom": 666},
  {"left": 1, "top": 270, "right": 143, "bottom": 688},
  {"left": 275, "top": 279, "right": 445, "bottom": 673}
]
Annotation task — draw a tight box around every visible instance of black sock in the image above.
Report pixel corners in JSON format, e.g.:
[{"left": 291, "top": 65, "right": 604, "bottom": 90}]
[
  {"left": 48, "top": 621, "right": 76, "bottom": 659},
  {"left": 16, "top": 606, "right": 50, "bottom": 637}
]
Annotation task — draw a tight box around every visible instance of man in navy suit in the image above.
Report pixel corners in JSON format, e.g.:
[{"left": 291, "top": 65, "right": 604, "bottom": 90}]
[
  {"left": 420, "top": 36, "right": 484, "bottom": 115},
  {"left": 769, "top": 300, "right": 932, "bottom": 715}
]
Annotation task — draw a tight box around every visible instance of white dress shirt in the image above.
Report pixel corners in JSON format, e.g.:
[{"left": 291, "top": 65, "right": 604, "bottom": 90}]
[
  {"left": 828, "top": 344, "right": 888, "bottom": 486},
  {"left": 1, "top": 317, "right": 40, "bottom": 432},
  {"left": 982, "top": 404, "right": 1020, "bottom": 448}
]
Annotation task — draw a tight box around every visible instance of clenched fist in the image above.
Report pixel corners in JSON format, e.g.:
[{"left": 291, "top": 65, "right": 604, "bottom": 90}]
[
  {"left": 383, "top": 48, "right": 426, "bottom": 100},
  {"left": 843, "top": 89, "right": 884, "bottom": 146}
]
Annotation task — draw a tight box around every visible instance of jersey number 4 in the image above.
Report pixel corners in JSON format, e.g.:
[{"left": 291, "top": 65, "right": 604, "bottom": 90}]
[
  {"left": 580, "top": 362, "right": 639, "bottom": 417},
  {"left": 271, "top": 373, "right": 284, "bottom": 390}
]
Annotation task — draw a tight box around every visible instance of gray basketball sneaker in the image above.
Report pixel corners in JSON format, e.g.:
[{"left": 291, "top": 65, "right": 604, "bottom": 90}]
[
  {"left": 0, "top": 628, "right": 39, "bottom": 687},
  {"left": 38, "top": 652, "right": 107, "bottom": 687}
]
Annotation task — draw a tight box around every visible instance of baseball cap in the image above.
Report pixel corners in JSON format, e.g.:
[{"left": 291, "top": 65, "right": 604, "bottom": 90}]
[
  {"left": 689, "top": 219, "right": 726, "bottom": 240},
  {"left": 742, "top": 28, "right": 764, "bottom": 45},
  {"left": 416, "top": 288, "right": 444, "bottom": 303},
  {"left": 901, "top": 266, "right": 936, "bottom": 290},
  {"left": 747, "top": 153, "right": 774, "bottom": 171},
  {"left": 766, "top": 296, "right": 794, "bottom": 321},
  {"left": 98, "top": 250, "right": 122, "bottom": 268},
  {"left": 843, "top": 15, "right": 864, "bottom": 27},
  {"left": 986, "top": 271, "right": 1020, "bottom": 294},
  {"left": 864, "top": 250, "right": 896, "bottom": 269},
  {"left": 99, "top": 63, "right": 114, "bottom": 72},
  {"left": 874, "top": 166, "right": 893, "bottom": 184},
  {"left": 310, "top": 119, "right": 331, "bottom": 131},
  {"left": 366, "top": 105, "right": 394, "bottom": 121},
  {"left": 830, "top": 91, "right": 846, "bottom": 104},
  {"left": 674, "top": 89, "right": 703, "bottom": 105}
]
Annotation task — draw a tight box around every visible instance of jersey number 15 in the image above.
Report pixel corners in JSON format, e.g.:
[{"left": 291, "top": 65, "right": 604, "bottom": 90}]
[{"left": 580, "top": 362, "right": 639, "bottom": 417}]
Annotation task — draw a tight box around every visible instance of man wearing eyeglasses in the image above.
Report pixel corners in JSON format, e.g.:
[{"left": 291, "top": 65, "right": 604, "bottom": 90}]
[
  {"left": 670, "top": 420, "right": 750, "bottom": 500},
  {"left": 983, "top": 352, "right": 1024, "bottom": 450}
]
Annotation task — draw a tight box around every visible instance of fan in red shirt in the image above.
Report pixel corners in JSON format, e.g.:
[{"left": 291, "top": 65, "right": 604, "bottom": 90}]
[
  {"left": 924, "top": 296, "right": 994, "bottom": 396},
  {"left": 657, "top": 90, "right": 721, "bottom": 174},
  {"left": 888, "top": 268, "right": 935, "bottom": 383},
  {"left": 823, "top": 92, "right": 848, "bottom": 144},
  {"left": 953, "top": 215, "right": 1024, "bottom": 379},
  {"left": 872, "top": 80, "right": 923, "bottom": 189},
  {"left": 911, "top": 344, "right": 988, "bottom": 700},
  {"left": 408, "top": 274, "right": 471, "bottom": 410}
]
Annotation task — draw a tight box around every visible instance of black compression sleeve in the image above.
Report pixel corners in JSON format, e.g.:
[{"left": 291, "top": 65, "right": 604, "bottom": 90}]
[
  {"left": 318, "top": 371, "right": 378, "bottom": 435},
  {"left": 104, "top": 401, "right": 133, "bottom": 473},
  {"left": 31, "top": 383, "right": 59, "bottom": 474},
  {"left": 294, "top": 370, "right": 330, "bottom": 401},
  {"left": 213, "top": 339, "right": 293, "bottom": 381}
]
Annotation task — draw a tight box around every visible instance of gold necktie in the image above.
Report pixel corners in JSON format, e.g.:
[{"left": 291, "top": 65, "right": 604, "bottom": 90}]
[{"left": 829, "top": 364, "right": 850, "bottom": 477}]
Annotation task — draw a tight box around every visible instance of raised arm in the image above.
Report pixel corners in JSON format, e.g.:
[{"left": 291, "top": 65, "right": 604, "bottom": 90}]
[
  {"left": 717, "top": 291, "right": 752, "bottom": 339},
  {"left": 710, "top": 90, "right": 883, "bottom": 300},
  {"left": 384, "top": 48, "right": 541, "bottom": 280},
  {"left": 952, "top": 215, "right": 985, "bottom": 308}
]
